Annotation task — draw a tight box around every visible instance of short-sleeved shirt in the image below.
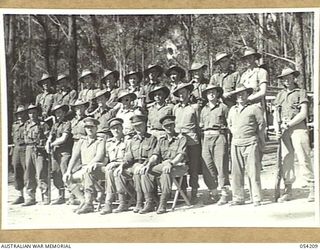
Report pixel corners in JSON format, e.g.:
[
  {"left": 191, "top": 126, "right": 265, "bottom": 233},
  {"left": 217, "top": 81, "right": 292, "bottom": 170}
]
[
  {"left": 35, "top": 92, "right": 54, "bottom": 116},
  {"left": 12, "top": 121, "right": 25, "bottom": 146},
  {"left": 141, "top": 80, "right": 162, "bottom": 103},
  {"left": 79, "top": 136, "right": 105, "bottom": 165},
  {"left": 173, "top": 102, "right": 200, "bottom": 145},
  {"left": 124, "top": 133, "right": 157, "bottom": 167},
  {"left": 191, "top": 78, "right": 209, "bottom": 102},
  {"left": 153, "top": 133, "right": 187, "bottom": 161},
  {"left": 116, "top": 107, "right": 140, "bottom": 135},
  {"left": 105, "top": 137, "right": 126, "bottom": 162},
  {"left": 200, "top": 101, "right": 228, "bottom": 130},
  {"left": 106, "top": 88, "right": 121, "bottom": 108},
  {"left": 79, "top": 88, "right": 99, "bottom": 102},
  {"left": 227, "top": 103, "right": 265, "bottom": 146},
  {"left": 274, "top": 88, "right": 309, "bottom": 128},
  {"left": 148, "top": 103, "right": 174, "bottom": 130},
  {"left": 63, "top": 90, "right": 77, "bottom": 105},
  {"left": 210, "top": 70, "right": 240, "bottom": 107},
  {"left": 50, "top": 120, "right": 73, "bottom": 152},
  {"left": 24, "top": 120, "right": 48, "bottom": 146},
  {"left": 71, "top": 116, "right": 87, "bottom": 140},
  {"left": 94, "top": 107, "right": 116, "bottom": 131}
]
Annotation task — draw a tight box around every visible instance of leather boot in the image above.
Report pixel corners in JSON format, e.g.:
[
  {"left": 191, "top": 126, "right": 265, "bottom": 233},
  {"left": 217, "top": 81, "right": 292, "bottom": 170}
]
[
  {"left": 307, "top": 185, "right": 315, "bottom": 202},
  {"left": 12, "top": 196, "right": 24, "bottom": 205},
  {"left": 51, "top": 189, "right": 65, "bottom": 205},
  {"left": 217, "top": 187, "right": 229, "bottom": 206},
  {"left": 100, "top": 193, "right": 114, "bottom": 215},
  {"left": 156, "top": 193, "right": 169, "bottom": 214},
  {"left": 204, "top": 189, "right": 219, "bottom": 205},
  {"left": 41, "top": 192, "right": 50, "bottom": 205},
  {"left": 77, "top": 191, "right": 94, "bottom": 214},
  {"left": 140, "top": 193, "right": 156, "bottom": 214},
  {"left": 190, "top": 188, "right": 198, "bottom": 205},
  {"left": 114, "top": 194, "right": 129, "bottom": 213},
  {"left": 278, "top": 184, "right": 293, "bottom": 202},
  {"left": 133, "top": 192, "right": 143, "bottom": 213},
  {"left": 22, "top": 193, "right": 36, "bottom": 206}
]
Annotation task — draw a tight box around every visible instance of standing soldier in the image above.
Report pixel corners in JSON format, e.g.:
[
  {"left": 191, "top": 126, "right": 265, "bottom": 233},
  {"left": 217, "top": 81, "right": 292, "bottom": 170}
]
[
  {"left": 142, "top": 115, "right": 188, "bottom": 214},
  {"left": 100, "top": 69, "right": 121, "bottom": 109},
  {"left": 63, "top": 117, "right": 105, "bottom": 214},
  {"left": 35, "top": 73, "right": 55, "bottom": 119},
  {"left": 142, "top": 64, "right": 164, "bottom": 104},
  {"left": 274, "top": 68, "right": 314, "bottom": 202},
  {"left": 125, "top": 70, "right": 144, "bottom": 108},
  {"left": 114, "top": 115, "right": 158, "bottom": 214},
  {"left": 147, "top": 86, "right": 173, "bottom": 139},
  {"left": 165, "top": 65, "right": 186, "bottom": 104},
  {"left": 70, "top": 99, "right": 89, "bottom": 147},
  {"left": 23, "top": 104, "right": 49, "bottom": 206},
  {"left": 189, "top": 62, "right": 209, "bottom": 106},
  {"left": 11, "top": 105, "right": 27, "bottom": 204},
  {"left": 210, "top": 52, "right": 240, "bottom": 108},
  {"left": 46, "top": 104, "right": 73, "bottom": 205},
  {"left": 200, "top": 85, "right": 230, "bottom": 205},
  {"left": 100, "top": 118, "right": 129, "bottom": 214},
  {"left": 78, "top": 69, "right": 98, "bottom": 102},
  {"left": 172, "top": 82, "right": 201, "bottom": 204},
  {"left": 227, "top": 85, "right": 266, "bottom": 206},
  {"left": 54, "top": 74, "right": 77, "bottom": 106}
]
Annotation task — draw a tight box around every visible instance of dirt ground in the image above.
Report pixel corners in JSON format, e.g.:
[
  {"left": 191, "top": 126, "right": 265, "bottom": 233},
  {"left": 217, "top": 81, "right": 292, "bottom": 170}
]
[{"left": 3, "top": 138, "right": 318, "bottom": 229}]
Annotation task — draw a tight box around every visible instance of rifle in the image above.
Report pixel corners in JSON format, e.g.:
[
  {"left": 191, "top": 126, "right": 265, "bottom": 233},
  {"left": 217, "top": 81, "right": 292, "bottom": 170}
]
[
  {"left": 274, "top": 106, "right": 282, "bottom": 202},
  {"left": 47, "top": 149, "right": 52, "bottom": 204}
]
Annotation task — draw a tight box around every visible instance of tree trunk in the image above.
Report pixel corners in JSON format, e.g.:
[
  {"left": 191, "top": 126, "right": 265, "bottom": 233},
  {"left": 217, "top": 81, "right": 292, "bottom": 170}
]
[
  {"left": 293, "top": 13, "right": 307, "bottom": 89},
  {"left": 68, "top": 15, "right": 78, "bottom": 91},
  {"left": 90, "top": 15, "right": 107, "bottom": 69}
]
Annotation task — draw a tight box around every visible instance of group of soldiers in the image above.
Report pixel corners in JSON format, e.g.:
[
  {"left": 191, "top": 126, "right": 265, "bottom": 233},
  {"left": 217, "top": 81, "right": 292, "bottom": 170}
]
[{"left": 10, "top": 47, "right": 315, "bottom": 215}]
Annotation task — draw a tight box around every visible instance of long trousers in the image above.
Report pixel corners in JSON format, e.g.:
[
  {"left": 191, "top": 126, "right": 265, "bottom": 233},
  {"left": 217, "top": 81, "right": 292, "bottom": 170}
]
[
  {"left": 51, "top": 148, "right": 71, "bottom": 190},
  {"left": 12, "top": 146, "right": 26, "bottom": 191},
  {"left": 231, "top": 142, "right": 262, "bottom": 202},
  {"left": 25, "top": 146, "right": 48, "bottom": 198},
  {"left": 201, "top": 134, "right": 229, "bottom": 190},
  {"left": 281, "top": 128, "right": 314, "bottom": 186}
]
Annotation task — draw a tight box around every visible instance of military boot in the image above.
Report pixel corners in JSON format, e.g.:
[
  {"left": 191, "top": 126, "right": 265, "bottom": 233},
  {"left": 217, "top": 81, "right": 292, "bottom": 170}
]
[
  {"left": 204, "top": 189, "right": 219, "bottom": 205},
  {"left": 41, "top": 192, "right": 50, "bottom": 205},
  {"left": 217, "top": 187, "right": 229, "bottom": 206},
  {"left": 100, "top": 193, "right": 114, "bottom": 215},
  {"left": 77, "top": 191, "right": 94, "bottom": 214},
  {"left": 140, "top": 193, "right": 156, "bottom": 214},
  {"left": 156, "top": 193, "right": 169, "bottom": 215},
  {"left": 114, "top": 194, "right": 129, "bottom": 213},
  {"left": 190, "top": 188, "right": 198, "bottom": 205},
  {"left": 278, "top": 184, "right": 293, "bottom": 203},
  {"left": 307, "top": 185, "right": 315, "bottom": 202},
  {"left": 133, "top": 192, "right": 143, "bottom": 213},
  {"left": 22, "top": 193, "right": 36, "bottom": 206},
  {"left": 12, "top": 196, "right": 24, "bottom": 205},
  {"left": 51, "top": 189, "right": 65, "bottom": 205}
]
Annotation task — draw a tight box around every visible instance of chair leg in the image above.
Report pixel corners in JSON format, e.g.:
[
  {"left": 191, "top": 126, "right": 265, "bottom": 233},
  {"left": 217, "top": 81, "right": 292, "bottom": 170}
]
[{"left": 172, "top": 176, "right": 191, "bottom": 211}]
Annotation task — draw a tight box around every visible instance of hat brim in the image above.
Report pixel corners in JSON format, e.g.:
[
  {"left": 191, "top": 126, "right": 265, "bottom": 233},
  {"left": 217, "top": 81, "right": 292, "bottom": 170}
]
[
  {"left": 172, "top": 83, "right": 194, "bottom": 97},
  {"left": 131, "top": 121, "right": 145, "bottom": 126},
  {"left": 189, "top": 65, "right": 208, "bottom": 72},
  {"left": 79, "top": 72, "right": 95, "bottom": 82},
  {"left": 165, "top": 67, "right": 186, "bottom": 79},
  {"left": 148, "top": 87, "right": 170, "bottom": 101},
  {"left": 52, "top": 105, "right": 69, "bottom": 113},
  {"left": 117, "top": 92, "right": 137, "bottom": 102},
  {"left": 101, "top": 71, "right": 120, "bottom": 82},
  {"left": 162, "top": 121, "right": 175, "bottom": 126},
  {"left": 71, "top": 101, "right": 89, "bottom": 107},
  {"left": 202, "top": 86, "right": 224, "bottom": 98},
  {"left": 124, "top": 72, "right": 142, "bottom": 83},
  {"left": 277, "top": 71, "right": 300, "bottom": 78},
  {"left": 213, "top": 54, "right": 231, "bottom": 65},
  {"left": 230, "top": 88, "right": 254, "bottom": 97},
  {"left": 56, "top": 76, "right": 70, "bottom": 83},
  {"left": 240, "top": 53, "right": 262, "bottom": 60},
  {"left": 92, "top": 91, "right": 111, "bottom": 101},
  {"left": 144, "top": 65, "right": 163, "bottom": 76},
  {"left": 27, "top": 106, "right": 40, "bottom": 112},
  {"left": 37, "top": 76, "right": 54, "bottom": 86}
]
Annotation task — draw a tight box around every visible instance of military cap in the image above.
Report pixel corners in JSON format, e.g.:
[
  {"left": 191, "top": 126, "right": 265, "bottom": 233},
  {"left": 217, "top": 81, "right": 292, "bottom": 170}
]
[
  {"left": 124, "top": 70, "right": 143, "bottom": 83},
  {"left": 117, "top": 90, "right": 137, "bottom": 102},
  {"left": 56, "top": 74, "right": 70, "bottom": 83},
  {"left": 79, "top": 69, "right": 95, "bottom": 82},
  {"left": 165, "top": 65, "right": 186, "bottom": 79},
  {"left": 160, "top": 115, "right": 176, "bottom": 126},
  {"left": 277, "top": 68, "right": 300, "bottom": 78},
  {"left": 188, "top": 62, "right": 208, "bottom": 73},
  {"left": 83, "top": 117, "right": 100, "bottom": 127},
  {"left": 51, "top": 103, "right": 69, "bottom": 113},
  {"left": 148, "top": 85, "right": 170, "bottom": 101},
  {"left": 97, "top": 126, "right": 110, "bottom": 134},
  {"left": 26, "top": 104, "right": 40, "bottom": 112},
  {"left": 130, "top": 115, "right": 147, "bottom": 126},
  {"left": 37, "top": 73, "right": 54, "bottom": 87},
  {"left": 91, "top": 89, "right": 111, "bottom": 101},
  {"left": 101, "top": 69, "right": 120, "bottom": 82},
  {"left": 108, "top": 117, "right": 124, "bottom": 129},
  {"left": 202, "top": 84, "right": 223, "bottom": 98},
  {"left": 240, "top": 47, "right": 262, "bottom": 60},
  {"left": 172, "top": 82, "right": 194, "bottom": 97},
  {"left": 229, "top": 84, "right": 253, "bottom": 97},
  {"left": 71, "top": 99, "right": 90, "bottom": 107},
  {"left": 144, "top": 64, "right": 164, "bottom": 76},
  {"left": 213, "top": 52, "right": 232, "bottom": 65},
  {"left": 15, "top": 105, "right": 26, "bottom": 114}
]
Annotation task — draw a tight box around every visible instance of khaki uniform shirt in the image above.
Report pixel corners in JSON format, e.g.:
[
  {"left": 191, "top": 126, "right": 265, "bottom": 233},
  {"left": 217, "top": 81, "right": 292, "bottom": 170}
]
[
  {"left": 124, "top": 133, "right": 157, "bottom": 167},
  {"left": 227, "top": 103, "right": 265, "bottom": 146},
  {"left": 105, "top": 137, "right": 126, "bottom": 163},
  {"left": 106, "top": 88, "right": 121, "bottom": 108},
  {"left": 71, "top": 116, "right": 86, "bottom": 140},
  {"left": 12, "top": 121, "right": 25, "bottom": 146},
  {"left": 200, "top": 101, "right": 228, "bottom": 130},
  {"left": 50, "top": 120, "right": 73, "bottom": 153},
  {"left": 274, "top": 88, "right": 309, "bottom": 129},
  {"left": 148, "top": 103, "right": 174, "bottom": 130},
  {"left": 35, "top": 92, "right": 54, "bottom": 117},
  {"left": 79, "top": 136, "right": 105, "bottom": 165},
  {"left": 24, "top": 120, "right": 48, "bottom": 146}
]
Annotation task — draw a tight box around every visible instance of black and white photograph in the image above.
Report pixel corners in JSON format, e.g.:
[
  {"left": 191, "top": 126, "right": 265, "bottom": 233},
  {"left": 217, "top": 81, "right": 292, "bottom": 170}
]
[{"left": 1, "top": 9, "right": 319, "bottom": 229}]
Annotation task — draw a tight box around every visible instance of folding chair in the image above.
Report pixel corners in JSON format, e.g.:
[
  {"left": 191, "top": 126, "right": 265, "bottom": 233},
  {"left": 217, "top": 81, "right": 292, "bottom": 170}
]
[{"left": 171, "top": 165, "right": 191, "bottom": 211}]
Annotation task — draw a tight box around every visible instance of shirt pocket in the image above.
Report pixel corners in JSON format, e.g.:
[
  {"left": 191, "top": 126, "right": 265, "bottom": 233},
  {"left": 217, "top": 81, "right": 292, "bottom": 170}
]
[{"left": 141, "top": 142, "right": 152, "bottom": 158}]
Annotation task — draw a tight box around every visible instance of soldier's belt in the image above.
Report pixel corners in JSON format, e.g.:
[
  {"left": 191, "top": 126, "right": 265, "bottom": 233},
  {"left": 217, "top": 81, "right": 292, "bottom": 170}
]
[
  {"left": 133, "top": 159, "right": 147, "bottom": 164},
  {"left": 204, "top": 130, "right": 226, "bottom": 135},
  {"left": 14, "top": 143, "right": 26, "bottom": 146},
  {"left": 151, "top": 128, "right": 165, "bottom": 131},
  {"left": 25, "top": 143, "right": 37, "bottom": 146},
  {"left": 178, "top": 129, "right": 196, "bottom": 134}
]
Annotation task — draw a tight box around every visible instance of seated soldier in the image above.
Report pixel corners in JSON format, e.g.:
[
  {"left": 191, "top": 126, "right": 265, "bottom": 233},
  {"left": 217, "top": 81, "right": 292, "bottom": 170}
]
[
  {"left": 114, "top": 115, "right": 157, "bottom": 214},
  {"left": 100, "top": 118, "right": 131, "bottom": 215},
  {"left": 142, "top": 115, "right": 188, "bottom": 214},
  {"left": 63, "top": 117, "right": 105, "bottom": 214}
]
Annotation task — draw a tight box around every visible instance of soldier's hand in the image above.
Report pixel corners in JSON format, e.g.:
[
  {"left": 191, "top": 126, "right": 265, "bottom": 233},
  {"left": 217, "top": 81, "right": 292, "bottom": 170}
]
[
  {"left": 45, "top": 143, "right": 51, "bottom": 154},
  {"left": 63, "top": 172, "right": 71, "bottom": 183},
  {"left": 163, "top": 164, "right": 172, "bottom": 174},
  {"left": 107, "top": 162, "right": 118, "bottom": 171},
  {"left": 139, "top": 164, "right": 149, "bottom": 175},
  {"left": 114, "top": 165, "right": 124, "bottom": 176},
  {"left": 275, "top": 131, "right": 282, "bottom": 140}
]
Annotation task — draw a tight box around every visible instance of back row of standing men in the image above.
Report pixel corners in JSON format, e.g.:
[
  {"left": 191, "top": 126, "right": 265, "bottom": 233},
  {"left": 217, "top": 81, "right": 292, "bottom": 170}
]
[{"left": 11, "top": 47, "right": 314, "bottom": 215}]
